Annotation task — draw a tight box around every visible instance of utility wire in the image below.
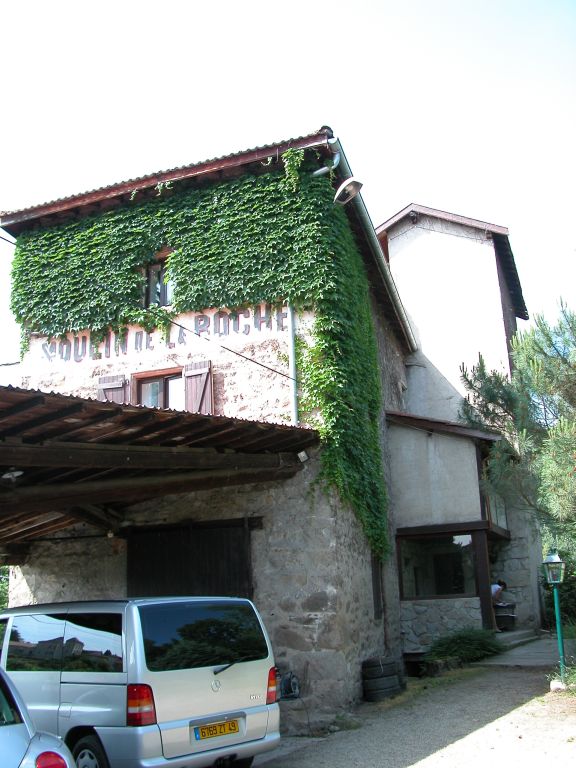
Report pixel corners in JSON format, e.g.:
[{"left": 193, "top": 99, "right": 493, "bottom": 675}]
[
  {"left": 0, "top": 316, "right": 298, "bottom": 382},
  {"left": 169, "top": 318, "right": 297, "bottom": 382},
  {"left": 0, "top": 234, "right": 16, "bottom": 246}
]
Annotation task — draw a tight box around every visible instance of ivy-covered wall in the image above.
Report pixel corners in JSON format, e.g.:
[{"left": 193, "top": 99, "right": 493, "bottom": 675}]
[{"left": 10, "top": 152, "right": 391, "bottom": 556}]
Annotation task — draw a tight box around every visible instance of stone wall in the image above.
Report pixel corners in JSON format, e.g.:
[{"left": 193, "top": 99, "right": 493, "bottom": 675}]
[
  {"left": 6, "top": 285, "right": 410, "bottom": 733},
  {"left": 3, "top": 304, "right": 297, "bottom": 426},
  {"left": 8, "top": 449, "right": 389, "bottom": 734},
  {"left": 489, "top": 504, "right": 543, "bottom": 629},
  {"left": 400, "top": 598, "right": 483, "bottom": 653},
  {"left": 370, "top": 293, "right": 407, "bottom": 665}
]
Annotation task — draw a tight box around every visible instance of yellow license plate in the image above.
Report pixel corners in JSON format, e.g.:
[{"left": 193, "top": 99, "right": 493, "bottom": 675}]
[{"left": 195, "top": 720, "right": 239, "bottom": 741}]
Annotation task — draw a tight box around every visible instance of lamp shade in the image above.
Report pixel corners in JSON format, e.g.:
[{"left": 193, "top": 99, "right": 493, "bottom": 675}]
[{"left": 542, "top": 551, "right": 566, "bottom": 584}]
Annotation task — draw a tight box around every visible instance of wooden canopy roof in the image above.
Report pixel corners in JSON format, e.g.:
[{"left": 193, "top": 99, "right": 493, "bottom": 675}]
[{"left": 0, "top": 386, "right": 318, "bottom": 559}]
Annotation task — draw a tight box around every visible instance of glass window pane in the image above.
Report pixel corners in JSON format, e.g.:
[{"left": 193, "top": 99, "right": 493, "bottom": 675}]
[
  {"left": 400, "top": 535, "right": 476, "bottom": 599},
  {"left": 0, "top": 674, "right": 23, "bottom": 725},
  {"left": 147, "top": 264, "right": 162, "bottom": 306},
  {"left": 62, "top": 613, "right": 123, "bottom": 672},
  {"left": 7, "top": 615, "right": 67, "bottom": 671},
  {"left": 166, "top": 376, "right": 185, "bottom": 411},
  {"left": 138, "top": 601, "right": 269, "bottom": 672},
  {"left": 164, "top": 277, "right": 175, "bottom": 306},
  {"left": 140, "top": 380, "right": 161, "bottom": 408}
]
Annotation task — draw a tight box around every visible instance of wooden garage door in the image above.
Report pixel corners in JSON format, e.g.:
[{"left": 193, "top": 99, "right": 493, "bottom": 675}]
[{"left": 127, "top": 520, "right": 254, "bottom": 598}]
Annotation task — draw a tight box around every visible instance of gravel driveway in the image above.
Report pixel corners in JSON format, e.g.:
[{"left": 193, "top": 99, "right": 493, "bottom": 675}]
[{"left": 257, "top": 667, "right": 575, "bottom": 767}]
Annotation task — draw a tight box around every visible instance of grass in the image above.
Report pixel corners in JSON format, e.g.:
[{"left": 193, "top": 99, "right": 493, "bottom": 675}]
[
  {"left": 424, "top": 628, "right": 503, "bottom": 664},
  {"left": 562, "top": 620, "right": 576, "bottom": 639}
]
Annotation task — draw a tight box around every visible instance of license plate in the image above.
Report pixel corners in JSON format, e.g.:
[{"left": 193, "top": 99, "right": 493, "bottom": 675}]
[{"left": 194, "top": 719, "right": 239, "bottom": 741}]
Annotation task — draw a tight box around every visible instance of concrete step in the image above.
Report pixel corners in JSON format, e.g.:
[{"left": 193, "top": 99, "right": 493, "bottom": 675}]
[{"left": 494, "top": 628, "right": 540, "bottom": 650}]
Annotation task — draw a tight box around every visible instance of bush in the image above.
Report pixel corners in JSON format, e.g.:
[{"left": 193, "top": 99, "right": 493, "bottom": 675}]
[
  {"left": 425, "top": 628, "right": 504, "bottom": 664},
  {"left": 543, "top": 572, "right": 576, "bottom": 626}
]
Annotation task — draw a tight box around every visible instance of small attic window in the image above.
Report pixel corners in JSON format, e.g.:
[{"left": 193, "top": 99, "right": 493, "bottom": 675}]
[{"left": 143, "top": 247, "right": 174, "bottom": 308}]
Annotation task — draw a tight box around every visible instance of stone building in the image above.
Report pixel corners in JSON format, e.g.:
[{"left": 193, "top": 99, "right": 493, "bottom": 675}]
[
  {"left": 0, "top": 128, "right": 415, "bottom": 733},
  {"left": 377, "top": 204, "right": 542, "bottom": 652},
  {"left": 0, "top": 135, "right": 542, "bottom": 731}
]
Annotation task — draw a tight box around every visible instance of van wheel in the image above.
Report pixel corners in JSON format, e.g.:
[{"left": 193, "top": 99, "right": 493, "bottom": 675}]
[
  {"left": 73, "top": 735, "right": 110, "bottom": 768},
  {"left": 234, "top": 759, "right": 254, "bottom": 768}
]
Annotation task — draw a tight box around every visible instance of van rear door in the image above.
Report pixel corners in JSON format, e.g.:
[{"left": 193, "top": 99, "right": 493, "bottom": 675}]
[{"left": 135, "top": 599, "right": 276, "bottom": 760}]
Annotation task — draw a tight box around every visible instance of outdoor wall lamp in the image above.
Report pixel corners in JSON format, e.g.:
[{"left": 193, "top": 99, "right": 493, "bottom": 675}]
[
  {"left": 542, "top": 550, "right": 566, "bottom": 682},
  {"left": 333, "top": 177, "right": 363, "bottom": 206}
]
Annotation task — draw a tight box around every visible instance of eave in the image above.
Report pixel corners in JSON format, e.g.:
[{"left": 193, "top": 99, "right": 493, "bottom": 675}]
[
  {"left": 386, "top": 410, "right": 502, "bottom": 442},
  {"left": 0, "top": 385, "right": 318, "bottom": 556},
  {"left": 0, "top": 129, "right": 336, "bottom": 237},
  {"left": 376, "top": 203, "right": 528, "bottom": 321}
]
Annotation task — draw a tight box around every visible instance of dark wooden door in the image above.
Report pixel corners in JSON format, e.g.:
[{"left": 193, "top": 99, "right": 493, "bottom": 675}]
[{"left": 127, "top": 521, "right": 253, "bottom": 598}]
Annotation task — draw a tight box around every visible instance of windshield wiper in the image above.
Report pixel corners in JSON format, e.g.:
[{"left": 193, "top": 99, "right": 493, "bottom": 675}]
[{"left": 213, "top": 655, "right": 256, "bottom": 675}]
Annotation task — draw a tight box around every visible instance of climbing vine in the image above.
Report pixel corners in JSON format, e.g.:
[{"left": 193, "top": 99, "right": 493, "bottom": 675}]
[{"left": 10, "top": 153, "right": 389, "bottom": 557}]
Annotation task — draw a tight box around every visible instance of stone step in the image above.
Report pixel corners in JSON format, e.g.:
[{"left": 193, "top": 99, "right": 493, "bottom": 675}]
[{"left": 495, "top": 628, "right": 540, "bottom": 649}]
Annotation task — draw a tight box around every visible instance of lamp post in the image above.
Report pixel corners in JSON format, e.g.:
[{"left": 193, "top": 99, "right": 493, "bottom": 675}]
[{"left": 542, "top": 550, "right": 566, "bottom": 683}]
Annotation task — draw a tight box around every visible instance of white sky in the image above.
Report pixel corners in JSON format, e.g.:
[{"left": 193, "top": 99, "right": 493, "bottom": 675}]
[{"left": 1, "top": 0, "right": 575, "bottom": 364}]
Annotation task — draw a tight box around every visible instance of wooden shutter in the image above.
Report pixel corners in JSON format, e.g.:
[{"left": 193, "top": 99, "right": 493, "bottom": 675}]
[
  {"left": 97, "top": 375, "right": 129, "bottom": 404},
  {"left": 184, "top": 360, "right": 213, "bottom": 415}
]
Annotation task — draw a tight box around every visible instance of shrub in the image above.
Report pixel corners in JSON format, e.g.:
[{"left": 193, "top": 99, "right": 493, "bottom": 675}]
[{"left": 425, "top": 628, "right": 504, "bottom": 664}]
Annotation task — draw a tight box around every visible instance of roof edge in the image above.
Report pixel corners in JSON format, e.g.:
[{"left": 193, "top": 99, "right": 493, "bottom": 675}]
[
  {"left": 376, "top": 203, "right": 509, "bottom": 236},
  {"left": 386, "top": 409, "right": 502, "bottom": 442},
  {"left": 0, "top": 128, "right": 335, "bottom": 236}
]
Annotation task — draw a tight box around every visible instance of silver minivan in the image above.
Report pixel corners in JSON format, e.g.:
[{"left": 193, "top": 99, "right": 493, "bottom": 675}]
[{"left": 0, "top": 597, "right": 280, "bottom": 768}]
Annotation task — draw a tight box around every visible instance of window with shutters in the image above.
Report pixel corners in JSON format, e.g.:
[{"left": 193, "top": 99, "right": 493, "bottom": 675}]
[
  {"left": 98, "top": 361, "right": 213, "bottom": 414},
  {"left": 133, "top": 368, "right": 185, "bottom": 410}
]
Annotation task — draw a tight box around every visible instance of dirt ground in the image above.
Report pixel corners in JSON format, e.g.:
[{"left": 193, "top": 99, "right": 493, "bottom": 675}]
[{"left": 257, "top": 667, "right": 576, "bottom": 767}]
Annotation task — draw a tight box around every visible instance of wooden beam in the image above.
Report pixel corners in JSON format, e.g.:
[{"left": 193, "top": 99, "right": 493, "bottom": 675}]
[
  {"left": 0, "top": 465, "right": 302, "bottom": 514},
  {"left": 0, "top": 544, "right": 30, "bottom": 565},
  {"left": 0, "top": 404, "right": 85, "bottom": 439},
  {"left": 68, "top": 504, "right": 124, "bottom": 532},
  {"left": 0, "top": 395, "right": 45, "bottom": 418},
  {"left": 0, "top": 441, "right": 297, "bottom": 471}
]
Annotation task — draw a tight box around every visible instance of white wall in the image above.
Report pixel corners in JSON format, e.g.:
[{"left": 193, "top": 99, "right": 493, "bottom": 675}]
[
  {"left": 388, "top": 216, "right": 511, "bottom": 421},
  {"left": 388, "top": 424, "right": 482, "bottom": 526},
  {"left": 5, "top": 303, "right": 308, "bottom": 426}
]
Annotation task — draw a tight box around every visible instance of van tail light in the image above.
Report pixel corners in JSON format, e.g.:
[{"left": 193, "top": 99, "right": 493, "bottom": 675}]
[
  {"left": 35, "top": 753, "right": 68, "bottom": 768},
  {"left": 127, "top": 684, "right": 157, "bottom": 726},
  {"left": 266, "top": 667, "right": 278, "bottom": 704}
]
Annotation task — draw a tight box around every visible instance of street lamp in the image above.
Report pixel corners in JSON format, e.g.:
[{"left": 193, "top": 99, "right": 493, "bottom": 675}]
[{"left": 542, "top": 550, "right": 566, "bottom": 683}]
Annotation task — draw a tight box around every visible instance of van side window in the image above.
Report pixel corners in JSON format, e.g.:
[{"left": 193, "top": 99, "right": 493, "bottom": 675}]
[
  {"left": 7, "top": 615, "right": 67, "bottom": 671},
  {"left": 138, "top": 600, "right": 269, "bottom": 672},
  {"left": 62, "top": 613, "right": 123, "bottom": 672},
  {"left": 0, "top": 673, "right": 23, "bottom": 725}
]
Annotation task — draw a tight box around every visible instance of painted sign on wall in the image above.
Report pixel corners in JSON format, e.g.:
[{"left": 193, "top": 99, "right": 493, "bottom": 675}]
[{"left": 40, "top": 303, "right": 289, "bottom": 364}]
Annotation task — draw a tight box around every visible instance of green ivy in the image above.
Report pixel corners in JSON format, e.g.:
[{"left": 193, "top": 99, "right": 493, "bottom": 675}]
[{"left": 10, "top": 156, "right": 389, "bottom": 557}]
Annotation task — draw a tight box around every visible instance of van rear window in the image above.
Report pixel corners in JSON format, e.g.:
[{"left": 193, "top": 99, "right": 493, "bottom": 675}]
[{"left": 138, "top": 601, "right": 269, "bottom": 672}]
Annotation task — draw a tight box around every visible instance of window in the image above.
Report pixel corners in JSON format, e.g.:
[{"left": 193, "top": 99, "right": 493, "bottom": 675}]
[
  {"left": 0, "top": 674, "right": 23, "bottom": 726},
  {"left": 138, "top": 600, "right": 268, "bottom": 672},
  {"left": 62, "top": 613, "right": 123, "bottom": 672},
  {"left": 136, "top": 369, "right": 185, "bottom": 410},
  {"left": 98, "top": 360, "right": 213, "bottom": 414},
  {"left": 399, "top": 534, "right": 476, "bottom": 599},
  {"left": 128, "top": 360, "right": 214, "bottom": 415},
  {"left": 143, "top": 247, "right": 174, "bottom": 308},
  {"left": 7, "top": 614, "right": 67, "bottom": 671}
]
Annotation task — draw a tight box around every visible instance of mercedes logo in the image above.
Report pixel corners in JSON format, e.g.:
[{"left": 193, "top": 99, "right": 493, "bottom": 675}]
[{"left": 211, "top": 679, "right": 222, "bottom": 692}]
